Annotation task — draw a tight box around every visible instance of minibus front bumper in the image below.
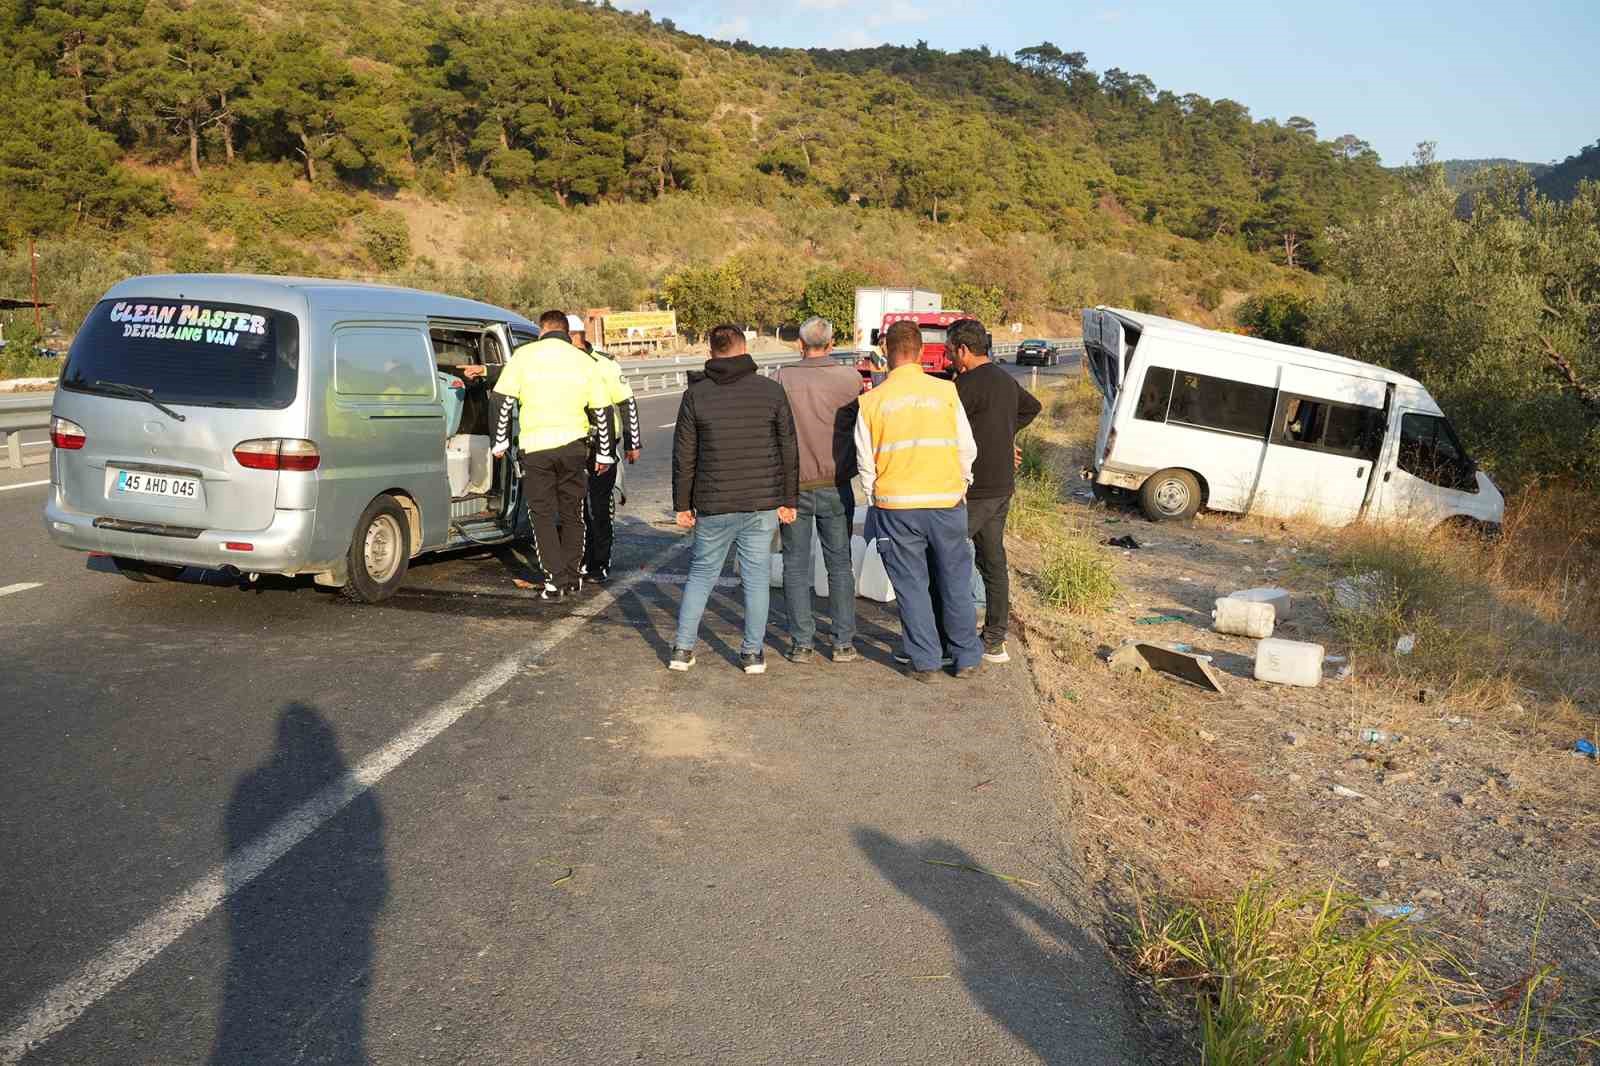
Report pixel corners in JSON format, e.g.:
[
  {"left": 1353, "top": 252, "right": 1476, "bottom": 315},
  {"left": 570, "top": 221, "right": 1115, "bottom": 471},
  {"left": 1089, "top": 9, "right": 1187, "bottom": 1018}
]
[{"left": 44, "top": 490, "right": 320, "bottom": 576}]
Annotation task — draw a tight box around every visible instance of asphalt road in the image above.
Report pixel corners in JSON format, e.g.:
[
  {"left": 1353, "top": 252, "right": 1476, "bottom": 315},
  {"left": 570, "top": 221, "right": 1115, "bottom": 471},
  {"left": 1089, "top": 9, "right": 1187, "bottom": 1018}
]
[{"left": 1, "top": 365, "right": 1134, "bottom": 1064}]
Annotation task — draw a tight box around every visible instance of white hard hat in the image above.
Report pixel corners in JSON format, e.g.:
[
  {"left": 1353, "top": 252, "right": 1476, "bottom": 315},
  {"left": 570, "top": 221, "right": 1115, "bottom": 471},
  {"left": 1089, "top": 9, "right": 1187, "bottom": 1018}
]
[{"left": 566, "top": 313, "right": 585, "bottom": 334}]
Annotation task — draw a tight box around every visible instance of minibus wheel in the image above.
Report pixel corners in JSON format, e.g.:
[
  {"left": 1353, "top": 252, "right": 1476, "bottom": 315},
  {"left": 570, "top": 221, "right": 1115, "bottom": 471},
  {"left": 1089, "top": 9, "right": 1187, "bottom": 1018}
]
[
  {"left": 1139, "top": 469, "right": 1201, "bottom": 522},
  {"left": 343, "top": 495, "right": 410, "bottom": 604}
]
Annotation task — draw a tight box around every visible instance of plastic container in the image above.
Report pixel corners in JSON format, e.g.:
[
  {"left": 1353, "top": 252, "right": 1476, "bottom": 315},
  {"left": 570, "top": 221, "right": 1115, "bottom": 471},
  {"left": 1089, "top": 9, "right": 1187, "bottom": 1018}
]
[
  {"left": 1253, "top": 638, "right": 1325, "bottom": 687},
  {"left": 465, "top": 435, "right": 492, "bottom": 493},
  {"left": 854, "top": 534, "right": 896, "bottom": 603},
  {"left": 1229, "top": 586, "right": 1291, "bottom": 620},
  {"left": 445, "top": 436, "right": 472, "bottom": 498},
  {"left": 437, "top": 372, "right": 466, "bottom": 437},
  {"left": 1213, "top": 596, "right": 1275, "bottom": 638}
]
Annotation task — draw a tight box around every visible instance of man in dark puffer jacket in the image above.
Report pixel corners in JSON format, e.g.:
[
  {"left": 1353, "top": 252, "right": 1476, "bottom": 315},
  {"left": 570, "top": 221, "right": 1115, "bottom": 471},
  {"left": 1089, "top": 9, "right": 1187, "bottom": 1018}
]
[{"left": 669, "top": 324, "right": 800, "bottom": 674}]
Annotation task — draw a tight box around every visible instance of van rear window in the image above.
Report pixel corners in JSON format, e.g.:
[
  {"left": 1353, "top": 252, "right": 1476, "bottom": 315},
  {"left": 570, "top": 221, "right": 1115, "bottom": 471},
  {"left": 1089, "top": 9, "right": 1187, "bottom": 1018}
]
[{"left": 62, "top": 299, "right": 299, "bottom": 410}]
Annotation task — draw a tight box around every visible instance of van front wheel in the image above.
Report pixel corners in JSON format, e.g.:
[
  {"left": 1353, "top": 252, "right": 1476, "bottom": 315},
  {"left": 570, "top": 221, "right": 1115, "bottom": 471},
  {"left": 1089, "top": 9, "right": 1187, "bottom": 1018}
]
[
  {"left": 1139, "top": 469, "right": 1201, "bottom": 522},
  {"left": 343, "top": 495, "right": 410, "bottom": 604}
]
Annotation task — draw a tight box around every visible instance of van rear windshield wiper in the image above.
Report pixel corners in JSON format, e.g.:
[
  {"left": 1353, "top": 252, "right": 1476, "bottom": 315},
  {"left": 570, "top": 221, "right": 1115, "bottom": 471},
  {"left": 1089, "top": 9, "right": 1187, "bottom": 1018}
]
[{"left": 92, "top": 379, "right": 187, "bottom": 422}]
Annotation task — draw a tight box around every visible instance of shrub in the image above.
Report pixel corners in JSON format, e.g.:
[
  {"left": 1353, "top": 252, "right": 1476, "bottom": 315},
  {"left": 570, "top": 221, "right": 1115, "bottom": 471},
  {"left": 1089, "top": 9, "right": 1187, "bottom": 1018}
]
[
  {"left": 1037, "top": 530, "right": 1117, "bottom": 613},
  {"left": 947, "top": 282, "right": 1004, "bottom": 324},
  {"left": 1236, "top": 289, "right": 1313, "bottom": 346},
  {"left": 356, "top": 210, "right": 412, "bottom": 272}
]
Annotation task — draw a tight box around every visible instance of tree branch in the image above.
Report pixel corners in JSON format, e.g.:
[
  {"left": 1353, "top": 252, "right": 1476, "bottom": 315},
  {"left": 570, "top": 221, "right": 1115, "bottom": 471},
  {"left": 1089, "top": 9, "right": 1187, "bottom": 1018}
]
[{"left": 1537, "top": 332, "right": 1600, "bottom": 420}]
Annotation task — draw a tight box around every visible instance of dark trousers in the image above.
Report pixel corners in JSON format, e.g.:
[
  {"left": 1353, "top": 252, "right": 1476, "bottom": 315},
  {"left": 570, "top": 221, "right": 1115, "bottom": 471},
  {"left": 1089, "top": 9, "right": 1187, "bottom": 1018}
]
[
  {"left": 930, "top": 494, "right": 1012, "bottom": 648},
  {"left": 522, "top": 439, "right": 589, "bottom": 588},
  {"left": 583, "top": 458, "right": 618, "bottom": 573},
  {"left": 869, "top": 505, "right": 983, "bottom": 672}
]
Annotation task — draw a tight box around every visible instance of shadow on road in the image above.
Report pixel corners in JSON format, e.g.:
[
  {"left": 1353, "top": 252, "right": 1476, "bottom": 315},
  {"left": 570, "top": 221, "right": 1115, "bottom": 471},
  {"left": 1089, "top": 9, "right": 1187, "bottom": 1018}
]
[
  {"left": 854, "top": 827, "right": 1107, "bottom": 1065},
  {"left": 211, "top": 704, "right": 388, "bottom": 1066}
]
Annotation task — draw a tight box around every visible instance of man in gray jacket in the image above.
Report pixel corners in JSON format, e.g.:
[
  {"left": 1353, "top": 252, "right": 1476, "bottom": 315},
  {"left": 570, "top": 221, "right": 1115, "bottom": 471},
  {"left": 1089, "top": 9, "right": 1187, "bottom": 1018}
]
[{"left": 773, "top": 316, "right": 863, "bottom": 663}]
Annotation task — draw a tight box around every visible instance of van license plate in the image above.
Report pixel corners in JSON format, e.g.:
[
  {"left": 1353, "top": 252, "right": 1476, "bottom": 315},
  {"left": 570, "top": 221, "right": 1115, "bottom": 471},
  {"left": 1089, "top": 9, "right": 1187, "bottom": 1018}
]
[{"left": 115, "top": 469, "right": 201, "bottom": 501}]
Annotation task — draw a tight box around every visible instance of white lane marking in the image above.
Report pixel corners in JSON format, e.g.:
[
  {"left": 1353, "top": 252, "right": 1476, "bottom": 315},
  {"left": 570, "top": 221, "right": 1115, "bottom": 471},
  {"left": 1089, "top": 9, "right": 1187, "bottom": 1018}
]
[
  {"left": 0, "top": 480, "right": 48, "bottom": 493},
  {"left": 0, "top": 582, "right": 43, "bottom": 598},
  {"left": 0, "top": 538, "right": 686, "bottom": 1065}
]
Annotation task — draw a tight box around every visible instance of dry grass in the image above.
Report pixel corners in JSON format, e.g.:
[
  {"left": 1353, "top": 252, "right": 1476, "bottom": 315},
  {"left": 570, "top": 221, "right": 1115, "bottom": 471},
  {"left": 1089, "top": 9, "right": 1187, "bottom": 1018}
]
[{"left": 1008, "top": 379, "right": 1600, "bottom": 1062}]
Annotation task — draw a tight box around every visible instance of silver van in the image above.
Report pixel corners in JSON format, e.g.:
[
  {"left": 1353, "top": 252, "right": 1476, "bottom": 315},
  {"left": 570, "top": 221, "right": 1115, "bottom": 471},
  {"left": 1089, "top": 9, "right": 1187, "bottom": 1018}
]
[{"left": 44, "top": 275, "right": 546, "bottom": 602}]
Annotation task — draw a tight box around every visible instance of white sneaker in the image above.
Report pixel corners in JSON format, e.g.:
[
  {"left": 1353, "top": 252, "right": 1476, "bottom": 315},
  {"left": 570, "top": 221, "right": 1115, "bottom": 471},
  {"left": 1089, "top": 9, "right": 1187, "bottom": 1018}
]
[{"left": 983, "top": 641, "right": 1011, "bottom": 664}]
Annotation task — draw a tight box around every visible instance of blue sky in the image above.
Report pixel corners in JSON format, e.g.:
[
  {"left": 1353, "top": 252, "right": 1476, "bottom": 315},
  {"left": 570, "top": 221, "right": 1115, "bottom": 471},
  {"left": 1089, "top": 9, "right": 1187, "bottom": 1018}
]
[{"left": 616, "top": 0, "right": 1597, "bottom": 165}]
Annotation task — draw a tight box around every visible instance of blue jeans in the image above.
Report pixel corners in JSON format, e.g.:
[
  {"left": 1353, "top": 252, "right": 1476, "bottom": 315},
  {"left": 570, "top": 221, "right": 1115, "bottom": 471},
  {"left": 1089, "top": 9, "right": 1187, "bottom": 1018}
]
[
  {"left": 868, "top": 505, "right": 983, "bottom": 672},
  {"left": 674, "top": 510, "right": 779, "bottom": 656},
  {"left": 780, "top": 487, "right": 856, "bottom": 649}
]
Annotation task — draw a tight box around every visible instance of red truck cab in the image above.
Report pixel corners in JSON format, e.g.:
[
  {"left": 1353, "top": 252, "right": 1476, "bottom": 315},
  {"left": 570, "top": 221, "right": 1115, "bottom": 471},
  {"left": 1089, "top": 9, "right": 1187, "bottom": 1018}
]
[{"left": 857, "top": 310, "right": 966, "bottom": 386}]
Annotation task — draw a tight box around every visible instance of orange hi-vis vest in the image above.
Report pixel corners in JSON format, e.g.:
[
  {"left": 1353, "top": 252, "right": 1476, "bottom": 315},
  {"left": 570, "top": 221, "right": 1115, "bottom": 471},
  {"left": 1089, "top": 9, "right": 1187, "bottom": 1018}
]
[{"left": 858, "top": 364, "right": 967, "bottom": 509}]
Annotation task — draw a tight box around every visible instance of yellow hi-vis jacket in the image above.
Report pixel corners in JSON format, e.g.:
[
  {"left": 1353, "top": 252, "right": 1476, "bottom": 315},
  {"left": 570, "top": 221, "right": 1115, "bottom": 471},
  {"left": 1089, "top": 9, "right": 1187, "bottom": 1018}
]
[
  {"left": 491, "top": 336, "right": 614, "bottom": 455},
  {"left": 854, "top": 364, "right": 977, "bottom": 509}
]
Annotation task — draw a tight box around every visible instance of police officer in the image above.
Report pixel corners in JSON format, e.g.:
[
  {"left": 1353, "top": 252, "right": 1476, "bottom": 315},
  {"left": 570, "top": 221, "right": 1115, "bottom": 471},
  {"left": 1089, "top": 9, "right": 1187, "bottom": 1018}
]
[
  {"left": 567, "top": 313, "right": 641, "bottom": 582},
  {"left": 491, "top": 310, "right": 615, "bottom": 600}
]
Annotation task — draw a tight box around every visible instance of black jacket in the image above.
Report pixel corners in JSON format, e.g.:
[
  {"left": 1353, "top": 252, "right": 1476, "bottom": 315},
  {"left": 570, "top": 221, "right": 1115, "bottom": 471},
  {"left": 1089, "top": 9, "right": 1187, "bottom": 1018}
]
[
  {"left": 955, "top": 361, "right": 1043, "bottom": 499},
  {"left": 673, "top": 355, "right": 799, "bottom": 515}
]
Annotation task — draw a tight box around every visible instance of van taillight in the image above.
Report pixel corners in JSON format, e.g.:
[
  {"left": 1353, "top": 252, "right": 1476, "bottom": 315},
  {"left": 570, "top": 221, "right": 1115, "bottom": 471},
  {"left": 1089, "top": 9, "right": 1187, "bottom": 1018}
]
[
  {"left": 234, "top": 438, "right": 320, "bottom": 472},
  {"left": 50, "top": 417, "right": 86, "bottom": 450},
  {"left": 1102, "top": 429, "right": 1117, "bottom": 464}
]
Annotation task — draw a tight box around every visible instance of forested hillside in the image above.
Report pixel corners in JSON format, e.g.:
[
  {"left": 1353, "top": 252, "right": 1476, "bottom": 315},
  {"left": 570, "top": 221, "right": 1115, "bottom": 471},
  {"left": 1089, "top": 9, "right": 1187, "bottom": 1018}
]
[
  {"left": 1536, "top": 140, "right": 1600, "bottom": 202},
  {"left": 1438, "top": 157, "right": 1549, "bottom": 188},
  {"left": 3, "top": 0, "right": 1394, "bottom": 267}
]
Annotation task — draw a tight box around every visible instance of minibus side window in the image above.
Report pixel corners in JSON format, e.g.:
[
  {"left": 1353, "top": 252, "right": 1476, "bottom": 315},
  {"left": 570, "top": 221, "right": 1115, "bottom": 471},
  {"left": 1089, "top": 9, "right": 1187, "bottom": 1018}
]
[
  {"left": 1276, "top": 395, "right": 1384, "bottom": 460},
  {"left": 1134, "top": 367, "right": 1175, "bottom": 422},
  {"left": 1167, "top": 371, "right": 1276, "bottom": 439},
  {"left": 335, "top": 327, "right": 433, "bottom": 398},
  {"left": 1398, "top": 413, "right": 1478, "bottom": 492}
]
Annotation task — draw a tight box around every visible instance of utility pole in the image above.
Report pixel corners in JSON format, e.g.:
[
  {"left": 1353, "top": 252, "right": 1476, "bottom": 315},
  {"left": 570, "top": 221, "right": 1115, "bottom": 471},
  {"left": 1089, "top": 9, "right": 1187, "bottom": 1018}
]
[{"left": 29, "top": 239, "right": 43, "bottom": 336}]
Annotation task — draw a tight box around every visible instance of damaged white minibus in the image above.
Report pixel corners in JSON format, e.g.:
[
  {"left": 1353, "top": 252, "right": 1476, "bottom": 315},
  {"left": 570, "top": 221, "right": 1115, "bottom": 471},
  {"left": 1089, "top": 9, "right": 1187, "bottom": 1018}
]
[{"left": 1081, "top": 307, "right": 1504, "bottom": 529}]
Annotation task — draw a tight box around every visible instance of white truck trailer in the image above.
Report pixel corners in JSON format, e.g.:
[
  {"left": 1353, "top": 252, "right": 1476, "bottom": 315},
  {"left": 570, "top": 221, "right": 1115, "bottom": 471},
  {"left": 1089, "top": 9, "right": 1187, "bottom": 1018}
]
[{"left": 852, "top": 288, "right": 940, "bottom": 349}]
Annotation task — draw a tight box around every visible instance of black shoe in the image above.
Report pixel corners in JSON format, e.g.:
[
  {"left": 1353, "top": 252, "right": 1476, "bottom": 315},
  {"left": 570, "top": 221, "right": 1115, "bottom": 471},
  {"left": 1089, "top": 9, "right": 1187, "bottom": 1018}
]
[
  {"left": 907, "top": 668, "right": 942, "bottom": 684},
  {"left": 954, "top": 662, "right": 984, "bottom": 680},
  {"left": 583, "top": 565, "right": 609, "bottom": 583},
  {"left": 788, "top": 644, "right": 816, "bottom": 664},
  {"left": 894, "top": 650, "right": 953, "bottom": 667},
  {"left": 831, "top": 644, "right": 859, "bottom": 663},
  {"left": 540, "top": 582, "right": 563, "bottom": 601},
  {"left": 739, "top": 652, "right": 767, "bottom": 675},
  {"left": 983, "top": 640, "right": 1011, "bottom": 664},
  {"left": 668, "top": 648, "right": 696, "bottom": 671}
]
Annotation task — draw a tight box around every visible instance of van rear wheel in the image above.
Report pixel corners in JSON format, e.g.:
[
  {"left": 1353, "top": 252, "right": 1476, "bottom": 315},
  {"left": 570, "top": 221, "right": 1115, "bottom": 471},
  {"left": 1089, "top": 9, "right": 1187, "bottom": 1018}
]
[
  {"left": 342, "top": 495, "right": 410, "bottom": 604},
  {"left": 1139, "top": 469, "right": 1202, "bottom": 522}
]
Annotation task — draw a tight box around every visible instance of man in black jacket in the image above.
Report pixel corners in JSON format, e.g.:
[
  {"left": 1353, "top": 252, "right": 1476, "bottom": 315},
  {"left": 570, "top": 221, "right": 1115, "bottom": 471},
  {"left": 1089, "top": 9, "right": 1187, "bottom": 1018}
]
[
  {"left": 669, "top": 324, "right": 800, "bottom": 674},
  {"left": 950, "top": 318, "right": 1041, "bottom": 663}
]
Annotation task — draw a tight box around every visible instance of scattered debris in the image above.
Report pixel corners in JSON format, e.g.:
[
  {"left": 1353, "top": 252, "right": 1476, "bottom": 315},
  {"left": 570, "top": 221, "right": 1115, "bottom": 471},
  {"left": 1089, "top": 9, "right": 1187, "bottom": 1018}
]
[
  {"left": 1213, "top": 596, "right": 1275, "bottom": 638},
  {"left": 1414, "top": 686, "right": 1436, "bottom": 705},
  {"left": 1238, "top": 538, "right": 1255, "bottom": 544},
  {"left": 921, "top": 858, "right": 1041, "bottom": 887},
  {"left": 1198, "top": 729, "right": 1218, "bottom": 743},
  {"left": 1325, "top": 655, "right": 1347, "bottom": 664},
  {"left": 1395, "top": 633, "right": 1417, "bottom": 656},
  {"left": 1105, "top": 641, "right": 1224, "bottom": 693},
  {"left": 1283, "top": 732, "right": 1306, "bottom": 747},
  {"left": 550, "top": 867, "right": 575, "bottom": 887},
  {"left": 1331, "top": 571, "right": 1388, "bottom": 611},
  {"left": 511, "top": 577, "right": 538, "bottom": 590},
  {"left": 1106, "top": 534, "right": 1142, "bottom": 549},
  {"left": 1135, "top": 613, "right": 1185, "bottom": 625},
  {"left": 1359, "top": 728, "right": 1396, "bottom": 744},
  {"left": 1368, "top": 903, "right": 1426, "bottom": 922},
  {"left": 1576, "top": 739, "right": 1598, "bottom": 759},
  {"left": 1383, "top": 770, "right": 1418, "bottom": 785},
  {"left": 1331, "top": 784, "right": 1366, "bottom": 799},
  {"left": 1333, "top": 664, "right": 1354, "bottom": 681},
  {"left": 1254, "top": 638, "right": 1326, "bottom": 687}
]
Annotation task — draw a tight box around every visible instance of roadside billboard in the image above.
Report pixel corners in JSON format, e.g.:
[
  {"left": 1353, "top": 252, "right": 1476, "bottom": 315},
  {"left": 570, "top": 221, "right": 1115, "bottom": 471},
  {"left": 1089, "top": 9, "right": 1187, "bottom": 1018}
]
[{"left": 603, "top": 310, "right": 677, "bottom": 343}]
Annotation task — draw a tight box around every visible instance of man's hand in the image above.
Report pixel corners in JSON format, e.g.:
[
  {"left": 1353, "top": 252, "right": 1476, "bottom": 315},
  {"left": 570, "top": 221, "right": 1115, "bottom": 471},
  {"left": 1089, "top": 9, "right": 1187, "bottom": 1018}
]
[
  {"left": 492, "top": 444, "right": 509, "bottom": 459},
  {"left": 595, "top": 462, "right": 613, "bottom": 476},
  {"left": 458, "top": 364, "right": 486, "bottom": 380},
  {"left": 626, "top": 448, "right": 641, "bottom": 464},
  {"left": 1013, "top": 444, "right": 1023, "bottom": 470},
  {"left": 777, "top": 506, "right": 798, "bottom": 524},
  {"left": 675, "top": 510, "right": 696, "bottom": 529}
]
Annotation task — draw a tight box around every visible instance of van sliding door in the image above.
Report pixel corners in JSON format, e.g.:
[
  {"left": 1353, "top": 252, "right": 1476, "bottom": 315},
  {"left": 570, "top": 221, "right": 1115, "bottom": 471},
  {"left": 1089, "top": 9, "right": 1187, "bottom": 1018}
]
[{"left": 1251, "top": 365, "right": 1387, "bottom": 525}]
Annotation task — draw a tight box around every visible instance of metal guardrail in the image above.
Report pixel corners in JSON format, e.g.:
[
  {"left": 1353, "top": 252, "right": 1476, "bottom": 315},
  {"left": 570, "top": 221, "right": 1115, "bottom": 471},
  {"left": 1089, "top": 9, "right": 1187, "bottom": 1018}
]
[
  {"left": 1, "top": 393, "right": 52, "bottom": 469},
  {"left": 617, "top": 339, "right": 1083, "bottom": 395}
]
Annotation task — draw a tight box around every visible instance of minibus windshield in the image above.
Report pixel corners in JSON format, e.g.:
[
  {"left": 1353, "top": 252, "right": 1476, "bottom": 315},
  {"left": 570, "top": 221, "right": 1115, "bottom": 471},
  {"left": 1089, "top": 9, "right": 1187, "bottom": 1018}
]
[{"left": 62, "top": 299, "right": 299, "bottom": 410}]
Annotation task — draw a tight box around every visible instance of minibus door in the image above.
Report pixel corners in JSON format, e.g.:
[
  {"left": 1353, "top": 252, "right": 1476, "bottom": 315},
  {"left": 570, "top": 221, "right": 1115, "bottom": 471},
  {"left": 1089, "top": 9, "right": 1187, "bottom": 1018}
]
[
  {"left": 1083, "top": 310, "right": 1126, "bottom": 467},
  {"left": 1370, "top": 404, "right": 1483, "bottom": 525},
  {"left": 1251, "top": 366, "right": 1386, "bottom": 525}
]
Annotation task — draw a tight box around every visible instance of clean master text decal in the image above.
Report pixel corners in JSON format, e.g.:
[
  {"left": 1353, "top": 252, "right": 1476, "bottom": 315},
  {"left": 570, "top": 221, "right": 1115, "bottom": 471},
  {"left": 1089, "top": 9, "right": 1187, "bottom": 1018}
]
[{"left": 109, "top": 302, "right": 268, "bottom": 346}]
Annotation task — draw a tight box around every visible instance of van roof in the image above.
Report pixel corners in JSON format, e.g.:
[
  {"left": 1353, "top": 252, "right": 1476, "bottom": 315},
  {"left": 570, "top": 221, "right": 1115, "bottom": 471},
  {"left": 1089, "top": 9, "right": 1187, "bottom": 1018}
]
[
  {"left": 1097, "top": 307, "right": 1428, "bottom": 392},
  {"left": 102, "top": 274, "right": 538, "bottom": 331}
]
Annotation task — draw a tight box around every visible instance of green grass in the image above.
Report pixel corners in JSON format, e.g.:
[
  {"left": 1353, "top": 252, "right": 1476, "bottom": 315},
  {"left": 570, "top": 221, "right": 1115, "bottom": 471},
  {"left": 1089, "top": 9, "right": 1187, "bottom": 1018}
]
[
  {"left": 1037, "top": 529, "right": 1118, "bottom": 613},
  {"left": 0, "top": 347, "right": 61, "bottom": 380},
  {"left": 1131, "top": 880, "right": 1560, "bottom": 1065}
]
